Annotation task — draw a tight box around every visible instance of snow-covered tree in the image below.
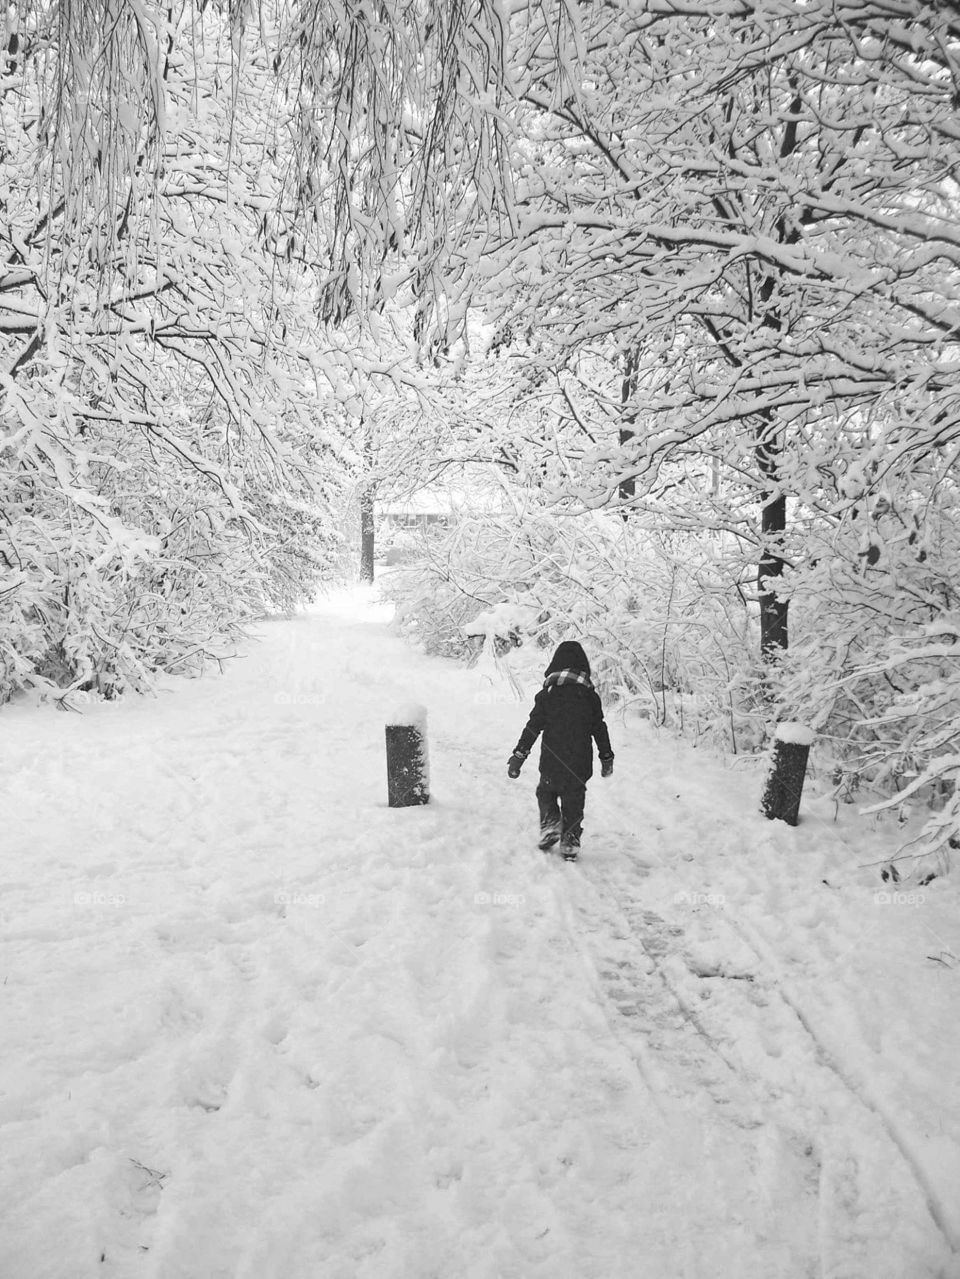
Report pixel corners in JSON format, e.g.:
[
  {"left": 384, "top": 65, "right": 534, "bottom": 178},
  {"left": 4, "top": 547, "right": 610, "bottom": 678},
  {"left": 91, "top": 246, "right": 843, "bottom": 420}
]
[
  {"left": 464, "top": 0, "right": 958, "bottom": 658},
  {"left": 1, "top": 2, "right": 357, "bottom": 699}
]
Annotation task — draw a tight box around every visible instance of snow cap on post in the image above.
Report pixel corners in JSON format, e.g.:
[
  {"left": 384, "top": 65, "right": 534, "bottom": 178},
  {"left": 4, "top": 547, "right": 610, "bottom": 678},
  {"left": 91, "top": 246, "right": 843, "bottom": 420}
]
[
  {"left": 775, "top": 722, "right": 816, "bottom": 746},
  {"left": 385, "top": 704, "right": 430, "bottom": 807},
  {"left": 386, "top": 703, "right": 428, "bottom": 731}
]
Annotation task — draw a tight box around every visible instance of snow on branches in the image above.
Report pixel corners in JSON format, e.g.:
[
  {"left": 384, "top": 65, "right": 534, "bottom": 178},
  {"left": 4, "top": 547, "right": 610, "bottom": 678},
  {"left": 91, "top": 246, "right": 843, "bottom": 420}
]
[{"left": 0, "top": 3, "right": 350, "bottom": 700}]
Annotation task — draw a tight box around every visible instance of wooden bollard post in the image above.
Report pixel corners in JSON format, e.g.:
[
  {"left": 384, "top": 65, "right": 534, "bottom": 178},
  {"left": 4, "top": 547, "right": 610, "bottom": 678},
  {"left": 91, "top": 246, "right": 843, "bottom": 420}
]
[
  {"left": 761, "top": 722, "right": 814, "bottom": 826},
  {"left": 385, "top": 704, "right": 430, "bottom": 807}
]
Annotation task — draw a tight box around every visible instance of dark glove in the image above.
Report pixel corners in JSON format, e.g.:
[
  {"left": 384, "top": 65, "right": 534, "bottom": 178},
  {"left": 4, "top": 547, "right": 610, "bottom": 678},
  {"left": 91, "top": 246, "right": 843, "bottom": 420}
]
[
  {"left": 600, "top": 756, "right": 614, "bottom": 778},
  {"left": 507, "top": 752, "right": 525, "bottom": 779}
]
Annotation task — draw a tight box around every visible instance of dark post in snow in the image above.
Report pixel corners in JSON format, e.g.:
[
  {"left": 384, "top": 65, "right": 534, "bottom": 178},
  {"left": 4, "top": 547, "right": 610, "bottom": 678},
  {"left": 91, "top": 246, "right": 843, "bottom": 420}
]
[
  {"left": 761, "top": 723, "right": 814, "bottom": 826},
  {"left": 385, "top": 705, "right": 430, "bottom": 807}
]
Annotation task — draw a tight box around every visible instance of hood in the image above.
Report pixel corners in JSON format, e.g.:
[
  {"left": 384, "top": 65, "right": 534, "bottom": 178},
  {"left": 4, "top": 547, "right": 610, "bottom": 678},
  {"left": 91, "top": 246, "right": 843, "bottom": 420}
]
[{"left": 545, "top": 641, "right": 591, "bottom": 678}]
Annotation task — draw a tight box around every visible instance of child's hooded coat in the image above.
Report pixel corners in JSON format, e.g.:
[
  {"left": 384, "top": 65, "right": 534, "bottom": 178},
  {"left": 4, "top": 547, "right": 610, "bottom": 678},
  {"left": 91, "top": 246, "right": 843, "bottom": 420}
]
[{"left": 513, "top": 642, "right": 613, "bottom": 789}]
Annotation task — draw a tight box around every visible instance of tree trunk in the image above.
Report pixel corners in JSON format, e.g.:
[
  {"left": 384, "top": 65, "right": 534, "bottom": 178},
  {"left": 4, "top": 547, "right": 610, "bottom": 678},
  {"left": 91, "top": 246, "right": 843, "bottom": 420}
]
[
  {"left": 359, "top": 416, "right": 375, "bottom": 583},
  {"left": 756, "top": 413, "right": 789, "bottom": 660},
  {"left": 753, "top": 90, "right": 801, "bottom": 662},
  {"left": 618, "top": 348, "right": 639, "bottom": 518},
  {"left": 360, "top": 484, "right": 375, "bottom": 583}
]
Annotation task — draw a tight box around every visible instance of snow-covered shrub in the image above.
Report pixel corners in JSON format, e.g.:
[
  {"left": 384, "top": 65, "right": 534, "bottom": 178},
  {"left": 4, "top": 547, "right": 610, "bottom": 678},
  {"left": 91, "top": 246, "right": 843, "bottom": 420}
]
[
  {"left": 775, "top": 475, "right": 960, "bottom": 874},
  {"left": 377, "top": 516, "right": 515, "bottom": 660},
  {"left": 0, "top": 384, "right": 342, "bottom": 702},
  {"left": 379, "top": 500, "right": 762, "bottom": 749}
]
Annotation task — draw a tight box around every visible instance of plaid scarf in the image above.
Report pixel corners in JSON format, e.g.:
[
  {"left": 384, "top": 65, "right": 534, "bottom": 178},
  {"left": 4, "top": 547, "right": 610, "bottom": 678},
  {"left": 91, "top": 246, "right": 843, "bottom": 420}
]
[{"left": 544, "top": 668, "right": 593, "bottom": 690}]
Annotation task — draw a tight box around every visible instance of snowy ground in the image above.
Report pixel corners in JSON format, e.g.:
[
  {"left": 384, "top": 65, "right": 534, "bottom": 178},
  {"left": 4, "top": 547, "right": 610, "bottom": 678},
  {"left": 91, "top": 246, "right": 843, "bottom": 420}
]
[{"left": 2, "top": 589, "right": 959, "bottom": 1279}]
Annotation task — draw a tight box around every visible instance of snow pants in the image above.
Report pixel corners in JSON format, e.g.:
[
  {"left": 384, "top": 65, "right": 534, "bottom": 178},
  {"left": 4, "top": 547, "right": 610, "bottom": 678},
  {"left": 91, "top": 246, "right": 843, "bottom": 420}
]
[{"left": 536, "top": 778, "right": 586, "bottom": 844}]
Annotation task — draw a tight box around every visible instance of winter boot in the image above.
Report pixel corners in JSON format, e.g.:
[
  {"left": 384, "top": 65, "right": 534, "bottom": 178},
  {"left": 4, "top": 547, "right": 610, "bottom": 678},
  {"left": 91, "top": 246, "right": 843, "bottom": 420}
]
[
  {"left": 538, "top": 826, "right": 561, "bottom": 851},
  {"left": 560, "top": 836, "right": 580, "bottom": 862}
]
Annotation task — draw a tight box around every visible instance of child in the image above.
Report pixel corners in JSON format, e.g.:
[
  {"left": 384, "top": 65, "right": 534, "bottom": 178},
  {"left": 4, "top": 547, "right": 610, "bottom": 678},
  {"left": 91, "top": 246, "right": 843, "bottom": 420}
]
[{"left": 507, "top": 640, "right": 614, "bottom": 860}]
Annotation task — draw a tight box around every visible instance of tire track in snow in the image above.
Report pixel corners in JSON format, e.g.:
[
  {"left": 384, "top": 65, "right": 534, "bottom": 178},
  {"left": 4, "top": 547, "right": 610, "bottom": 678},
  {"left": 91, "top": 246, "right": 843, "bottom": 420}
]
[
  {"left": 569, "top": 861, "right": 834, "bottom": 1273},
  {"left": 547, "top": 849, "right": 824, "bottom": 1279},
  {"left": 725, "top": 910, "right": 960, "bottom": 1264},
  {"left": 638, "top": 758, "right": 960, "bottom": 1273},
  {"left": 562, "top": 859, "right": 759, "bottom": 1113},
  {"left": 575, "top": 773, "right": 958, "bottom": 1279}
]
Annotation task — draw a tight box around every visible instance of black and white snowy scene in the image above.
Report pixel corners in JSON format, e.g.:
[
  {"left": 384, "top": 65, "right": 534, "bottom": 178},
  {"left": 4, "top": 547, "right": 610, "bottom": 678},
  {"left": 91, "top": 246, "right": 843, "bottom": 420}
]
[{"left": 2, "top": 2, "right": 960, "bottom": 1276}]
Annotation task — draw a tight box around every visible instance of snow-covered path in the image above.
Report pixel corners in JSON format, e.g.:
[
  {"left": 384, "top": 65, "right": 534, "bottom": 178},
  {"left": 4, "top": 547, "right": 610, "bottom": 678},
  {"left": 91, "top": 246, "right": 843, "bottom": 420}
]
[{"left": 3, "top": 592, "right": 959, "bottom": 1278}]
